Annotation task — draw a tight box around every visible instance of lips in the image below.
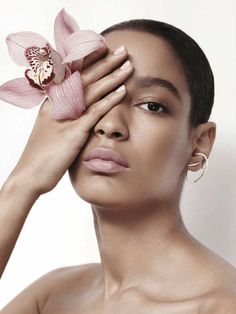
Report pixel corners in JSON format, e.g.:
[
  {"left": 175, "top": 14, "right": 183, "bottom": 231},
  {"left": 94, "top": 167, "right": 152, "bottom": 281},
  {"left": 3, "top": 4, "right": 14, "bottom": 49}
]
[{"left": 83, "top": 147, "right": 129, "bottom": 167}]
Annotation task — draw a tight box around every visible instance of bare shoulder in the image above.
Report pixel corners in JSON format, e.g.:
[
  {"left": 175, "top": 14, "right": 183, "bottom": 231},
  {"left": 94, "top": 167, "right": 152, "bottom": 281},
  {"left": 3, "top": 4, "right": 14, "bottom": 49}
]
[
  {"left": 201, "top": 286, "right": 236, "bottom": 313},
  {"left": 173, "top": 235, "right": 236, "bottom": 312},
  {"left": 37, "top": 262, "right": 100, "bottom": 287},
  {"left": 1, "top": 263, "right": 100, "bottom": 314},
  {"left": 181, "top": 259, "right": 236, "bottom": 313},
  {"left": 213, "top": 273, "right": 236, "bottom": 313},
  {"left": 197, "top": 250, "right": 236, "bottom": 313}
]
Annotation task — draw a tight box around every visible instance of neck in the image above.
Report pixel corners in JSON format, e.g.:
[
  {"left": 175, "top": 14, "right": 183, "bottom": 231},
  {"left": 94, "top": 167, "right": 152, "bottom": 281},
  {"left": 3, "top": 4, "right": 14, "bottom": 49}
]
[{"left": 91, "top": 200, "right": 190, "bottom": 299}]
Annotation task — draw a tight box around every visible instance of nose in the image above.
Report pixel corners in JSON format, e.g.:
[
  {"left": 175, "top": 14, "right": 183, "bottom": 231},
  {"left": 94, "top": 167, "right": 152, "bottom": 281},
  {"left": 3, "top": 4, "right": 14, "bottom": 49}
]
[{"left": 93, "top": 103, "right": 129, "bottom": 141}]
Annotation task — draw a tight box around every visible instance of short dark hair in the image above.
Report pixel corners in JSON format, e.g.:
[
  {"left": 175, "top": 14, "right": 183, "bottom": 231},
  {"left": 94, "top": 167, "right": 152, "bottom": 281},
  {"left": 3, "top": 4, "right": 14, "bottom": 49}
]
[{"left": 100, "top": 19, "right": 214, "bottom": 127}]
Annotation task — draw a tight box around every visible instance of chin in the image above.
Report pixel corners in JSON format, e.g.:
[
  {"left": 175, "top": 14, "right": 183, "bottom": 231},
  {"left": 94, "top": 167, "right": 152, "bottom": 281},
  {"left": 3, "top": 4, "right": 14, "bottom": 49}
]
[
  {"left": 68, "top": 166, "right": 126, "bottom": 209},
  {"left": 68, "top": 161, "right": 157, "bottom": 211},
  {"left": 69, "top": 176, "right": 148, "bottom": 212}
]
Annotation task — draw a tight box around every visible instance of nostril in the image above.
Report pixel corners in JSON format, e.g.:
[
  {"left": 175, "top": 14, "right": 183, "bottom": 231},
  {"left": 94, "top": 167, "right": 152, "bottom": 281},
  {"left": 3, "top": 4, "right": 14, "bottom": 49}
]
[
  {"left": 98, "top": 130, "right": 105, "bottom": 135},
  {"left": 113, "top": 132, "right": 122, "bottom": 138}
]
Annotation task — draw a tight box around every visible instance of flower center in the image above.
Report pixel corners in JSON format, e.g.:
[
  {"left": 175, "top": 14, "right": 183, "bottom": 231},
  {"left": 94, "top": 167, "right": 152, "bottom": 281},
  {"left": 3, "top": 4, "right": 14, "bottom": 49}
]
[{"left": 24, "top": 43, "right": 56, "bottom": 91}]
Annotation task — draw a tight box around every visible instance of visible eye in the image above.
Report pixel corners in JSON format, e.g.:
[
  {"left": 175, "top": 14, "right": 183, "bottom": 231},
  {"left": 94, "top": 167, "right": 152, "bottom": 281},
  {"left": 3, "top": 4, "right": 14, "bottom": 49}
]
[{"left": 137, "top": 101, "right": 169, "bottom": 114}]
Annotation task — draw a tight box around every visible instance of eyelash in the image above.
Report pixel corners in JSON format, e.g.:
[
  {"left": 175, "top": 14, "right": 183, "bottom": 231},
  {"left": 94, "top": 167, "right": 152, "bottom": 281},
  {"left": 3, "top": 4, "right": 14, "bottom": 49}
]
[{"left": 136, "top": 101, "right": 169, "bottom": 114}]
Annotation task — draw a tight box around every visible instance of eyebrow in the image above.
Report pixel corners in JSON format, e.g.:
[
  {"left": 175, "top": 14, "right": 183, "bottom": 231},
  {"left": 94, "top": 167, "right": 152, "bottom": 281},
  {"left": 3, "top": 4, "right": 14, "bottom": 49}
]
[{"left": 134, "top": 76, "right": 181, "bottom": 100}]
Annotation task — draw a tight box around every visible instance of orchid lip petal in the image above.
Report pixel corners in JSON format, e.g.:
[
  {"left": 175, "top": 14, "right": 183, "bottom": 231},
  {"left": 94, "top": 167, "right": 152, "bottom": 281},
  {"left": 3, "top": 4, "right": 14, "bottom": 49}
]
[
  {"left": 0, "top": 77, "right": 45, "bottom": 108},
  {"left": 62, "top": 30, "right": 105, "bottom": 64},
  {"left": 46, "top": 71, "right": 85, "bottom": 120},
  {"left": 6, "top": 31, "right": 49, "bottom": 66},
  {"left": 24, "top": 69, "right": 44, "bottom": 91},
  {"left": 54, "top": 8, "right": 80, "bottom": 60},
  {"left": 24, "top": 44, "right": 56, "bottom": 88}
]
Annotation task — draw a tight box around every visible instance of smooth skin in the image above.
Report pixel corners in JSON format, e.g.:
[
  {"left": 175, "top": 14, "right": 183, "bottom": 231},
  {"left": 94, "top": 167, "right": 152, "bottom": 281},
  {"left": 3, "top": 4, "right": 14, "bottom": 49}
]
[
  {"left": 0, "top": 43, "right": 132, "bottom": 276},
  {"left": 1, "top": 30, "right": 236, "bottom": 313}
]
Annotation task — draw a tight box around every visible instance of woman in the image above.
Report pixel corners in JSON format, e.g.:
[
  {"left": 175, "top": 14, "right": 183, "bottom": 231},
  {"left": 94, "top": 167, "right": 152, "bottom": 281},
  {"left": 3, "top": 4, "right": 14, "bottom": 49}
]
[{"left": 0, "top": 19, "right": 236, "bottom": 313}]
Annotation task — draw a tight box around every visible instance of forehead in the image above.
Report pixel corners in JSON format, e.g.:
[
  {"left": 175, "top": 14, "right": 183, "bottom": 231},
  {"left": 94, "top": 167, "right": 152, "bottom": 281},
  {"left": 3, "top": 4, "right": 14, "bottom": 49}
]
[{"left": 103, "top": 30, "right": 190, "bottom": 99}]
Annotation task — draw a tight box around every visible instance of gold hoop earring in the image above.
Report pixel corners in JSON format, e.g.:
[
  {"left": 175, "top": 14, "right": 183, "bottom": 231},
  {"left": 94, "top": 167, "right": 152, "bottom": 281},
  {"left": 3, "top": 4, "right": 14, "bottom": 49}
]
[{"left": 186, "top": 152, "right": 208, "bottom": 183}]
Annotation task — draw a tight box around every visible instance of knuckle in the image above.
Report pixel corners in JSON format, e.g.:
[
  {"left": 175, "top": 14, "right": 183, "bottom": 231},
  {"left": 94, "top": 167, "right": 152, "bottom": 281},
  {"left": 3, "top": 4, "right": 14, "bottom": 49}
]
[
  {"left": 88, "top": 104, "right": 102, "bottom": 115},
  {"left": 93, "top": 85, "right": 102, "bottom": 96},
  {"left": 102, "top": 97, "right": 110, "bottom": 106},
  {"left": 85, "top": 84, "right": 101, "bottom": 97},
  {"left": 111, "top": 68, "right": 125, "bottom": 81},
  {"left": 110, "top": 71, "right": 119, "bottom": 80},
  {"left": 84, "top": 84, "right": 92, "bottom": 95},
  {"left": 101, "top": 57, "right": 109, "bottom": 66}
]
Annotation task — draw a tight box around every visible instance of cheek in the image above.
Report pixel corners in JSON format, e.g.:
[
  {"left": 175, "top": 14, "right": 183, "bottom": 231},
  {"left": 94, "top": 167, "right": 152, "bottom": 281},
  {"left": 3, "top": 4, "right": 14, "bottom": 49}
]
[{"left": 134, "top": 121, "right": 190, "bottom": 178}]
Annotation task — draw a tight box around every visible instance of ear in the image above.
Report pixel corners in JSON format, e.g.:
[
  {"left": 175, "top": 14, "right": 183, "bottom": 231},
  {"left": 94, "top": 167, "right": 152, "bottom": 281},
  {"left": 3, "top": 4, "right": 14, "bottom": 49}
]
[{"left": 187, "top": 121, "right": 216, "bottom": 171}]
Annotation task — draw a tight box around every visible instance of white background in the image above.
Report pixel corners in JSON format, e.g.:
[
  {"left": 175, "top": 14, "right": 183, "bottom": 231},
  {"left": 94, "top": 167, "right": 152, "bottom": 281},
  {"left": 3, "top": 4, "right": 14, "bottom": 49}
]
[{"left": 0, "top": 0, "right": 236, "bottom": 308}]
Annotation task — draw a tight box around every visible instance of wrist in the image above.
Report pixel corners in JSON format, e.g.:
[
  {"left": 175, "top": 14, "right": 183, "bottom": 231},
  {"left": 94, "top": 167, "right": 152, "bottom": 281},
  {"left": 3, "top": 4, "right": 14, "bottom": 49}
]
[{"left": 2, "top": 170, "right": 41, "bottom": 202}]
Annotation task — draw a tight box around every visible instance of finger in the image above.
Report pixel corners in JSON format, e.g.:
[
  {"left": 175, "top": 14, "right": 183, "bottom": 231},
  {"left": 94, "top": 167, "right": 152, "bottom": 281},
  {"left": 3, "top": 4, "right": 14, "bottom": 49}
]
[
  {"left": 84, "top": 59, "right": 133, "bottom": 106},
  {"left": 72, "top": 85, "right": 126, "bottom": 133},
  {"left": 81, "top": 44, "right": 108, "bottom": 70},
  {"left": 81, "top": 45, "right": 129, "bottom": 88}
]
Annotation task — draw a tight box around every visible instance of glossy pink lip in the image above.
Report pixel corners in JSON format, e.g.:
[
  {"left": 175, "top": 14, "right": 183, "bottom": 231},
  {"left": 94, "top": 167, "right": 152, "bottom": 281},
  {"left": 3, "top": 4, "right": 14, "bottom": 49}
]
[{"left": 83, "top": 147, "right": 129, "bottom": 167}]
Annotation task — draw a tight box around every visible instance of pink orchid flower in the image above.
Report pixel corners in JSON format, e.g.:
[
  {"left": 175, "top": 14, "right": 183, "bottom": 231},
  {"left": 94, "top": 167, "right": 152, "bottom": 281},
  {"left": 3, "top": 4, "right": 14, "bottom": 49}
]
[{"left": 0, "top": 9, "right": 105, "bottom": 120}]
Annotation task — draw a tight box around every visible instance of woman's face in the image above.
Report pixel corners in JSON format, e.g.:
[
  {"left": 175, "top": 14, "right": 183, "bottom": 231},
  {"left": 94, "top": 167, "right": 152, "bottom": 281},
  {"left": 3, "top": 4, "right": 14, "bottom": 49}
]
[{"left": 69, "top": 30, "right": 193, "bottom": 210}]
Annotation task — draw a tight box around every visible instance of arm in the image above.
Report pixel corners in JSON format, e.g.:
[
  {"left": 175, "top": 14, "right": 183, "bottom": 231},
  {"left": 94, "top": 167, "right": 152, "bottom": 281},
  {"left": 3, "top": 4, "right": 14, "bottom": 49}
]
[
  {"left": 0, "top": 45, "right": 132, "bottom": 278},
  {"left": 0, "top": 264, "right": 97, "bottom": 313},
  {"left": 0, "top": 174, "right": 39, "bottom": 278},
  {"left": 0, "top": 45, "right": 133, "bottom": 311}
]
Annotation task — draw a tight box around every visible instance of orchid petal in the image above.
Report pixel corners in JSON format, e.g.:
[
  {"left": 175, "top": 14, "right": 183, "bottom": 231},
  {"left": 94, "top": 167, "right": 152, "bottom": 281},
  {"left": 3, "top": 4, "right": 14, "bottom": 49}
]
[
  {"left": 71, "top": 43, "right": 107, "bottom": 72},
  {"left": 6, "top": 31, "right": 49, "bottom": 66},
  {"left": 51, "top": 49, "right": 66, "bottom": 84},
  {"left": 64, "top": 65, "right": 72, "bottom": 79},
  {"left": 46, "top": 71, "right": 85, "bottom": 120},
  {"left": 54, "top": 8, "right": 80, "bottom": 59},
  {"left": 0, "top": 77, "right": 45, "bottom": 108},
  {"left": 62, "top": 30, "right": 105, "bottom": 64}
]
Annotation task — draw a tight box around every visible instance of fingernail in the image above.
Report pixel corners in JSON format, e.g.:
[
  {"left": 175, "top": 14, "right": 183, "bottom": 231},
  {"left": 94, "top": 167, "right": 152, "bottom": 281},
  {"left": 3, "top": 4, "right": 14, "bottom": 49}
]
[
  {"left": 116, "top": 85, "right": 126, "bottom": 93},
  {"left": 120, "top": 60, "right": 131, "bottom": 71},
  {"left": 113, "top": 45, "right": 126, "bottom": 55}
]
